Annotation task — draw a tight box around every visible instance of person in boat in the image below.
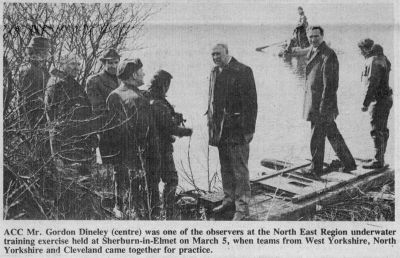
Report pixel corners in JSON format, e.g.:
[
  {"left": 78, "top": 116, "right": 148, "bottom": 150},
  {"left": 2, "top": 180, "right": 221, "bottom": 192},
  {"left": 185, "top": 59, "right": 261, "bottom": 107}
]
[
  {"left": 295, "top": 6, "right": 310, "bottom": 48},
  {"left": 358, "top": 39, "right": 393, "bottom": 169},
  {"left": 281, "top": 7, "right": 309, "bottom": 56},
  {"left": 302, "top": 26, "right": 356, "bottom": 178}
]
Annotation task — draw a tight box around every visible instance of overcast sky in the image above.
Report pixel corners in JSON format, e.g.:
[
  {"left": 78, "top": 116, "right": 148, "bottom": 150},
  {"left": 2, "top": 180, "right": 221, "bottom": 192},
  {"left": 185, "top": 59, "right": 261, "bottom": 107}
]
[{"left": 147, "top": 0, "right": 394, "bottom": 25}]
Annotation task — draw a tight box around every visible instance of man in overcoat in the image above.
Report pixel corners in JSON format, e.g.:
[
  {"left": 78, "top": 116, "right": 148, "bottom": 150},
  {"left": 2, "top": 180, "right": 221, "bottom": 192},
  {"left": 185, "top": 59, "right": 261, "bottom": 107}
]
[
  {"left": 106, "top": 58, "right": 160, "bottom": 219},
  {"left": 18, "top": 36, "right": 51, "bottom": 128},
  {"left": 207, "top": 44, "right": 258, "bottom": 221},
  {"left": 45, "top": 56, "right": 97, "bottom": 174},
  {"left": 86, "top": 49, "right": 120, "bottom": 164},
  {"left": 303, "top": 26, "right": 356, "bottom": 176}
]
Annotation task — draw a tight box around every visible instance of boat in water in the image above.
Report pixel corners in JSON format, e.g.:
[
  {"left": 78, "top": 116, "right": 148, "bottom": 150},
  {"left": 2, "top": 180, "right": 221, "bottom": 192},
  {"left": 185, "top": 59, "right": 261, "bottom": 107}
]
[
  {"left": 279, "top": 46, "right": 310, "bottom": 57},
  {"left": 278, "top": 37, "right": 310, "bottom": 57}
]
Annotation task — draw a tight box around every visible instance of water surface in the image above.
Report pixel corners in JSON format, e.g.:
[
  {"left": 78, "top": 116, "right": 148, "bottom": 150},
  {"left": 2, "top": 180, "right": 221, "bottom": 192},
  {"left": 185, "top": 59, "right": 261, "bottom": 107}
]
[{"left": 132, "top": 24, "right": 394, "bottom": 189}]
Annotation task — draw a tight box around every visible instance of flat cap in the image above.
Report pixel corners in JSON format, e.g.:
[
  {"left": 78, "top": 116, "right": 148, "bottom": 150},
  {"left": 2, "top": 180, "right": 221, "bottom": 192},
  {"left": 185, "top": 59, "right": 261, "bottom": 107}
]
[
  {"left": 358, "top": 38, "right": 374, "bottom": 50},
  {"left": 27, "top": 36, "right": 50, "bottom": 50},
  {"left": 117, "top": 58, "right": 143, "bottom": 80},
  {"left": 100, "top": 49, "right": 120, "bottom": 61}
]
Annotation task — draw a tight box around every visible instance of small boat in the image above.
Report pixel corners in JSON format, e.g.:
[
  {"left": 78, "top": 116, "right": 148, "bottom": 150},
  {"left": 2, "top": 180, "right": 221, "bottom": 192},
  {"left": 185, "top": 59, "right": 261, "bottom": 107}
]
[{"left": 278, "top": 46, "right": 310, "bottom": 57}]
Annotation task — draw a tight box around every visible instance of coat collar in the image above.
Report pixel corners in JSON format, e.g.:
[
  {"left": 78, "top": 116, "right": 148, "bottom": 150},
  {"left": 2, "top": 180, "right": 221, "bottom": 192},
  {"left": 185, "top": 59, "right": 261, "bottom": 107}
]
[
  {"left": 307, "top": 41, "right": 326, "bottom": 65},
  {"left": 120, "top": 82, "right": 142, "bottom": 94},
  {"left": 102, "top": 70, "right": 118, "bottom": 79},
  {"left": 212, "top": 57, "right": 239, "bottom": 73}
]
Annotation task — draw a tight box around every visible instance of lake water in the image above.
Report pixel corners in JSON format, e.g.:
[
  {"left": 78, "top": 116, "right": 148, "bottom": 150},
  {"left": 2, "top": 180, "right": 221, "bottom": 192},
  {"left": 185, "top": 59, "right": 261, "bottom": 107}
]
[{"left": 131, "top": 24, "right": 395, "bottom": 190}]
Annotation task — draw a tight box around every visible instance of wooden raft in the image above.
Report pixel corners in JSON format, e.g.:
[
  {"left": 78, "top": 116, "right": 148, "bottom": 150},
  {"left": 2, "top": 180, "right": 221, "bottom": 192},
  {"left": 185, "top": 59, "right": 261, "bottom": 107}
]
[
  {"left": 252, "top": 159, "right": 389, "bottom": 203},
  {"left": 198, "top": 158, "right": 394, "bottom": 220}
]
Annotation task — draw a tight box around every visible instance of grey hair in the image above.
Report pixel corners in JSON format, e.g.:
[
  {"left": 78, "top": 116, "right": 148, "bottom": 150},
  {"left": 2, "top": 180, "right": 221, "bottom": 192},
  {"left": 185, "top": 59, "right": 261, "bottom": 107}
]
[{"left": 214, "top": 43, "right": 229, "bottom": 54}]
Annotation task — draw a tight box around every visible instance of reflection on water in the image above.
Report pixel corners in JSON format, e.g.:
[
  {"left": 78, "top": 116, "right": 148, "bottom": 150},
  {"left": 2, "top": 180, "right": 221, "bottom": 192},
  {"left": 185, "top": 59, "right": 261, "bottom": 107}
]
[{"left": 282, "top": 55, "right": 307, "bottom": 83}]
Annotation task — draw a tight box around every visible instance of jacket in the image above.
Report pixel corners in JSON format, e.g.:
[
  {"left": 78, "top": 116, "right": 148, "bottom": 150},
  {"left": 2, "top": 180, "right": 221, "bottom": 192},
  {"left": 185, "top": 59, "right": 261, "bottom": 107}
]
[
  {"left": 361, "top": 54, "right": 392, "bottom": 107},
  {"left": 207, "top": 57, "right": 258, "bottom": 146},
  {"left": 105, "top": 82, "right": 160, "bottom": 172},
  {"left": 86, "top": 70, "right": 119, "bottom": 130},
  {"left": 148, "top": 92, "right": 188, "bottom": 153},
  {"left": 18, "top": 60, "right": 50, "bottom": 126},
  {"left": 45, "top": 69, "right": 96, "bottom": 162},
  {"left": 303, "top": 41, "right": 339, "bottom": 122}
]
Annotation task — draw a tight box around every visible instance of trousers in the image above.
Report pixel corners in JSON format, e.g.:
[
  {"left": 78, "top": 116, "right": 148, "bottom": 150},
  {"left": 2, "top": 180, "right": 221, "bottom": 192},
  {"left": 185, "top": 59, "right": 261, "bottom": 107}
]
[
  {"left": 310, "top": 120, "right": 356, "bottom": 172},
  {"left": 370, "top": 97, "right": 392, "bottom": 138},
  {"left": 218, "top": 142, "right": 250, "bottom": 214},
  {"left": 160, "top": 151, "right": 179, "bottom": 218},
  {"left": 114, "top": 163, "right": 160, "bottom": 219},
  {"left": 370, "top": 96, "right": 393, "bottom": 162}
]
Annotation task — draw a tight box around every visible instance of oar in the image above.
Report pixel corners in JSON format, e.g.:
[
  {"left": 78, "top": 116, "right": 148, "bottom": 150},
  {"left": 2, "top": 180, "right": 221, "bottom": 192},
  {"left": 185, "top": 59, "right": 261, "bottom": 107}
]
[{"left": 255, "top": 40, "right": 286, "bottom": 51}]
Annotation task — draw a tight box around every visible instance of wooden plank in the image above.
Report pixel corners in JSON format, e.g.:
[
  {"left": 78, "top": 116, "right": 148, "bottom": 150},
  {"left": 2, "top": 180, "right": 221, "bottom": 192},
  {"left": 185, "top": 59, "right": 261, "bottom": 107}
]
[
  {"left": 249, "top": 167, "right": 394, "bottom": 220},
  {"left": 292, "top": 165, "right": 389, "bottom": 203},
  {"left": 320, "top": 171, "right": 355, "bottom": 182},
  {"left": 255, "top": 161, "right": 388, "bottom": 203},
  {"left": 366, "top": 191, "right": 395, "bottom": 201},
  {"left": 251, "top": 163, "right": 310, "bottom": 182},
  {"left": 260, "top": 158, "right": 293, "bottom": 170},
  {"left": 256, "top": 175, "right": 331, "bottom": 195}
]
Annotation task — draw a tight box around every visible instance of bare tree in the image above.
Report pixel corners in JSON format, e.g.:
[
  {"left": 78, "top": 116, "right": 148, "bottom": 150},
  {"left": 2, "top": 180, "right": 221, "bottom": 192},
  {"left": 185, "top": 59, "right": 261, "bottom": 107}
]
[{"left": 3, "top": 3, "right": 157, "bottom": 220}]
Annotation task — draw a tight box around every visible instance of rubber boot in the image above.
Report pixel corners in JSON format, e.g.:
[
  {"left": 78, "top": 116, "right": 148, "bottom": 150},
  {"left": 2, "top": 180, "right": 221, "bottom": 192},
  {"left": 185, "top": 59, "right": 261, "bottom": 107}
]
[
  {"left": 363, "top": 134, "right": 385, "bottom": 169},
  {"left": 383, "top": 130, "right": 389, "bottom": 158}
]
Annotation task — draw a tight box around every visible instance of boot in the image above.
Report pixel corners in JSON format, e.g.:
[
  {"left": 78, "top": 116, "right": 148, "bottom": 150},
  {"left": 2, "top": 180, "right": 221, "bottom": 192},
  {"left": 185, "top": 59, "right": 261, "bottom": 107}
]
[
  {"left": 383, "top": 129, "right": 389, "bottom": 157},
  {"left": 363, "top": 134, "right": 385, "bottom": 169}
]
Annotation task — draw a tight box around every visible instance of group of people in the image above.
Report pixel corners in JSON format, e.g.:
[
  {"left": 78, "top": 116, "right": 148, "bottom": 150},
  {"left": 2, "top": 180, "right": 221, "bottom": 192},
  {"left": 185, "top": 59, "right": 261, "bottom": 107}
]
[
  {"left": 206, "top": 27, "right": 393, "bottom": 220},
  {"left": 18, "top": 37, "right": 192, "bottom": 220},
  {"left": 17, "top": 22, "right": 392, "bottom": 221},
  {"left": 302, "top": 26, "right": 393, "bottom": 178}
]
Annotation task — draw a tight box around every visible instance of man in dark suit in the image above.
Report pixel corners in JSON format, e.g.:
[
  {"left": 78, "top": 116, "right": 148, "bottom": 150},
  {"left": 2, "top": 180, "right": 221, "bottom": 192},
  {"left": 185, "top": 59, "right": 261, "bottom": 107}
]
[
  {"left": 207, "top": 44, "right": 257, "bottom": 220},
  {"left": 303, "top": 26, "right": 356, "bottom": 177},
  {"left": 18, "top": 36, "right": 51, "bottom": 128}
]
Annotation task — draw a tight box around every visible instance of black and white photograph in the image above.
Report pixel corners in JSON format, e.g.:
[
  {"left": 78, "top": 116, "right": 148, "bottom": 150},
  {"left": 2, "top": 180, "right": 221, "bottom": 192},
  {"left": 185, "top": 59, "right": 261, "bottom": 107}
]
[{"left": 1, "top": 0, "right": 398, "bottom": 257}]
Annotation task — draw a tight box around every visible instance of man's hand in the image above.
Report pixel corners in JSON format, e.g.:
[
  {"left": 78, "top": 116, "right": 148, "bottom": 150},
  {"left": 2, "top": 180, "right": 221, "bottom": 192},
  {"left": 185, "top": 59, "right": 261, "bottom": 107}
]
[
  {"left": 244, "top": 133, "right": 253, "bottom": 143},
  {"left": 361, "top": 106, "right": 368, "bottom": 112}
]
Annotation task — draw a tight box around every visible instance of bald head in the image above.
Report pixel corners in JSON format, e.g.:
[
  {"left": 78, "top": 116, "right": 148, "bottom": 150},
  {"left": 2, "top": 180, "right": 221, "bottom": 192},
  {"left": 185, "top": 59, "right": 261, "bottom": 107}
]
[{"left": 212, "top": 43, "right": 231, "bottom": 67}]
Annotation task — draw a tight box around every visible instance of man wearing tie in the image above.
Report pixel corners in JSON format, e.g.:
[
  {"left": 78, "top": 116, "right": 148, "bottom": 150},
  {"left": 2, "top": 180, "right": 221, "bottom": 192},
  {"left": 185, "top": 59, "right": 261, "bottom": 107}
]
[{"left": 303, "top": 26, "right": 356, "bottom": 177}]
